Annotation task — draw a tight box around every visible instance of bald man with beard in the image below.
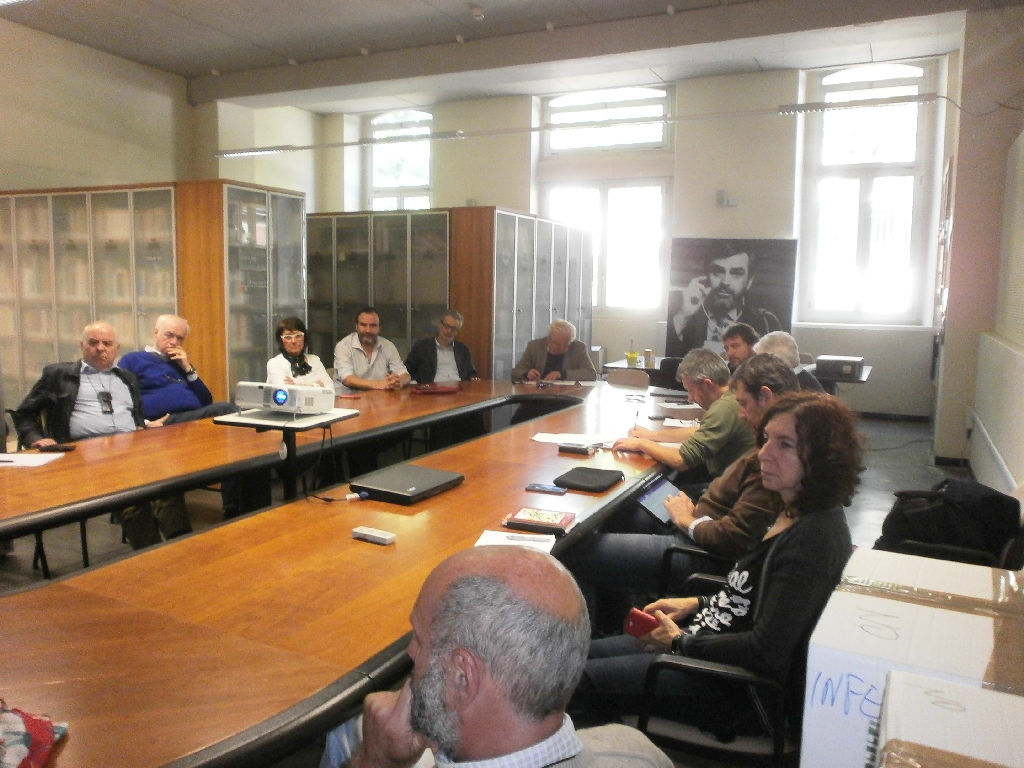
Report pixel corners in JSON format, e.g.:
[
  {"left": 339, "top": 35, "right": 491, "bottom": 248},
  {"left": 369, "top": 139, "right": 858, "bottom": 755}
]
[{"left": 338, "top": 547, "right": 671, "bottom": 768}]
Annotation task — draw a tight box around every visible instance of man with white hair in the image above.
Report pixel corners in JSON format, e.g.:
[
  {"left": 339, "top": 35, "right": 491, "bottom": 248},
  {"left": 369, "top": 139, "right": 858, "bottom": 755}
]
[
  {"left": 338, "top": 547, "right": 672, "bottom": 768},
  {"left": 12, "top": 321, "right": 192, "bottom": 548},
  {"left": 119, "top": 314, "right": 239, "bottom": 423},
  {"left": 511, "top": 320, "right": 597, "bottom": 383},
  {"left": 753, "top": 331, "right": 824, "bottom": 391}
]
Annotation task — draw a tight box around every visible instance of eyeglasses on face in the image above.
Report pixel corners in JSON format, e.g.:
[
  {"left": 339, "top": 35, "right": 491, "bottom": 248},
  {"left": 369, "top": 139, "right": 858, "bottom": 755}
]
[
  {"left": 280, "top": 332, "right": 305, "bottom": 342},
  {"left": 440, "top": 321, "right": 460, "bottom": 332}
]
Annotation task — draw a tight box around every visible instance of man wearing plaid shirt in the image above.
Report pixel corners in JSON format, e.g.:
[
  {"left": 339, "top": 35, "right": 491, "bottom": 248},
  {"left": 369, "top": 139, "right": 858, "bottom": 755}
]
[{"left": 339, "top": 547, "right": 671, "bottom": 768}]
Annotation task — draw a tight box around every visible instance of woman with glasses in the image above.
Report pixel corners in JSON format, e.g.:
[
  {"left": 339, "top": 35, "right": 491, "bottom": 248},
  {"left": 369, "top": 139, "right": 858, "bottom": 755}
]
[{"left": 267, "top": 316, "right": 330, "bottom": 388}]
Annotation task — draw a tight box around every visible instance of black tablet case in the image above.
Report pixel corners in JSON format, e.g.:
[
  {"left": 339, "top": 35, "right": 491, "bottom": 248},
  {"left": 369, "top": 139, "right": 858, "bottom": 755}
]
[{"left": 552, "top": 467, "right": 624, "bottom": 492}]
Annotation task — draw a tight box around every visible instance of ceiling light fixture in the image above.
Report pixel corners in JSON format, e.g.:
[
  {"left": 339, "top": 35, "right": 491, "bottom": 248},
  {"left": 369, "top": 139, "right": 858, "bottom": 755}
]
[
  {"left": 214, "top": 95, "right": 945, "bottom": 159},
  {"left": 219, "top": 145, "right": 295, "bottom": 158},
  {"left": 215, "top": 131, "right": 466, "bottom": 159},
  {"left": 778, "top": 92, "right": 938, "bottom": 114},
  {"left": 287, "top": 58, "right": 298, "bottom": 66},
  {"left": 360, "top": 47, "right": 369, "bottom": 56},
  {"left": 0, "top": 0, "right": 33, "bottom": 6},
  {"left": 210, "top": 68, "right": 220, "bottom": 76},
  {"left": 545, "top": 21, "right": 554, "bottom": 32},
  {"left": 456, "top": 34, "right": 464, "bottom": 43},
  {"left": 666, "top": 4, "right": 676, "bottom": 16},
  {"left": 470, "top": 4, "right": 484, "bottom": 21}
]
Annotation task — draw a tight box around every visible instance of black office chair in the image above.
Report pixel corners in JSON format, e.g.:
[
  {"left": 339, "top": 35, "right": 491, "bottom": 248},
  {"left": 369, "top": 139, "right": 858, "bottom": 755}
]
[
  {"left": 651, "top": 357, "right": 686, "bottom": 390},
  {"left": 633, "top": 569, "right": 802, "bottom": 768},
  {"left": 874, "top": 479, "right": 1023, "bottom": 569}
]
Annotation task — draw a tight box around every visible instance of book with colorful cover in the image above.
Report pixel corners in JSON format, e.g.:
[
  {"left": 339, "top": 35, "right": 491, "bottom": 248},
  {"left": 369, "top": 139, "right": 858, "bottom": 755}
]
[{"left": 501, "top": 507, "right": 578, "bottom": 536}]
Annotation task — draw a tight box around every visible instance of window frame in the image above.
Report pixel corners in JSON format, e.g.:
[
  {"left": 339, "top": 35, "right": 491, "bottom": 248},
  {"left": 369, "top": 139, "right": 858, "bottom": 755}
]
[
  {"left": 542, "top": 178, "right": 671, "bottom": 313},
  {"left": 543, "top": 87, "right": 672, "bottom": 156},
  {"left": 797, "top": 59, "right": 941, "bottom": 326},
  {"left": 364, "top": 109, "right": 433, "bottom": 210}
]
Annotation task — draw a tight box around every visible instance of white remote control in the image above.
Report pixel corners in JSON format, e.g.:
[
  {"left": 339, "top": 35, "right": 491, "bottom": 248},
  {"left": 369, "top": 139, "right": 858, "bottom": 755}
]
[{"left": 352, "top": 526, "right": 397, "bottom": 545}]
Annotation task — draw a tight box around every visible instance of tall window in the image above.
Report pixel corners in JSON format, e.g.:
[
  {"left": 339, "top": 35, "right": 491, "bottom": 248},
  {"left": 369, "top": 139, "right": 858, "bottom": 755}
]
[
  {"left": 369, "top": 109, "right": 432, "bottom": 210},
  {"left": 547, "top": 183, "right": 666, "bottom": 310},
  {"left": 545, "top": 87, "right": 669, "bottom": 153},
  {"left": 799, "top": 62, "right": 939, "bottom": 324}
]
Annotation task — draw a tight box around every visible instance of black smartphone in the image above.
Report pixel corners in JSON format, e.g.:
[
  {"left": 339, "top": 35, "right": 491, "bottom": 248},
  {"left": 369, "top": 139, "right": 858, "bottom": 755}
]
[
  {"left": 39, "top": 444, "right": 76, "bottom": 452},
  {"left": 525, "top": 483, "right": 567, "bottom": 495}
]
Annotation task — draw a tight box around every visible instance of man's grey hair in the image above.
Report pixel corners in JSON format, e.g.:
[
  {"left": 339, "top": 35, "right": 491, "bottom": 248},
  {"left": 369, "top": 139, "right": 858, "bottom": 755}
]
[
  {"left": 549, "top": 319, "right": 576, "bottom": 342},
  {"left": 677, "top": 347, "right": 730, "bottom": 386},
  {"left": 430, "top": 574, "right": 590, "bottom": 721},
  {"left": 439, "top": 309, "right": 463, "bottom": 326},
  {"left": 154, "top": 314, "right": 190, "bottom": 335},
  {"left": 754, "top": 331, "right": 800, "bottom": 368}
]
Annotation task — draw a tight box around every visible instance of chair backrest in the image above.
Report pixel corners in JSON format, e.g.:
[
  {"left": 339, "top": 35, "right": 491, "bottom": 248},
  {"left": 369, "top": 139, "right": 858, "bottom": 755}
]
[
  {"left": 653, "top": 356, "right": 686, "bottom": 390},
  {"left": 799, "top": 352, "right": 815, "bottom": 364},
  {"left": 606, "top": 368, "right": 650, "bottom": 389}
]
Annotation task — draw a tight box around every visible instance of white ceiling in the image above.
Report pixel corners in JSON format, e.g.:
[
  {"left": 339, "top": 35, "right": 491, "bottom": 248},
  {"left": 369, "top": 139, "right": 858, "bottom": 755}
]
[{"left": 0, "top": 0, "right": 968, "bottom": 114}]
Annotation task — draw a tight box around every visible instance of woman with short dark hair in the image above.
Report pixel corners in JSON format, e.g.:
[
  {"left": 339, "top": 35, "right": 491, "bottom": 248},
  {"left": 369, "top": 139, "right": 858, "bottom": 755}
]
[{"left": 267, "top": 316, "right": 330, "bottom": 387}]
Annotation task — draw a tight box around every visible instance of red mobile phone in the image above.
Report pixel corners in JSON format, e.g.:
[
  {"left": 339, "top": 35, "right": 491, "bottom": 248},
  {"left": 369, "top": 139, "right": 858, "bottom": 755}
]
[{"left": 624, "top": 607, "right": 660, "bottom": 638}]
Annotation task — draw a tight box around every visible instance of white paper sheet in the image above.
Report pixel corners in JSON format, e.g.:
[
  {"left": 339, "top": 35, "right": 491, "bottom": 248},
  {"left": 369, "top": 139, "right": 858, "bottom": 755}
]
[
  {"left": 0, "top": 453, "right": 65, "bottom": 467},
  {"left": 474, "top": 530, "right": 557, "bottom": 553}
]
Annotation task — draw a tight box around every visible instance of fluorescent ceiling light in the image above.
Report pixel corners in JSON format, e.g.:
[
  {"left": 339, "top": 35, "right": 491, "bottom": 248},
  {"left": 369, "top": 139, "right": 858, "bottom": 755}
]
[
  {"left": 0, "top": 0, "right": 33, "bottom": 6},
  {"left": 778, "top": 93, "right": 938, "bottom": 114}
]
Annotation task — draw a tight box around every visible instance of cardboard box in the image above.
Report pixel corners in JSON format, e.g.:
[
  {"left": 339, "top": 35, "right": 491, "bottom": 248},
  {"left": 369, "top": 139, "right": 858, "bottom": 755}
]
[
  {"left": 841, "top": 548, "right": 1023, "bottom": 617},
  {"left": 876, "top": 671, "right": 1024, "bottom": 768},
  {"left": 800, "top": 590, "right": 1024, "bottom": 768}
]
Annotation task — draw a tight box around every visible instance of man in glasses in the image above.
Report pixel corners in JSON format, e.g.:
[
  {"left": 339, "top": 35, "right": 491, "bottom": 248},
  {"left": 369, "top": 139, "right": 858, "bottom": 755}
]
[
  {"left": 12, "top": 322, "right": 192, "bottom": 549},
  {"left": 404, "top": 309, "right": 479, "bottom": 385},
  {"left": 404, "top": 309, "right": 484, "bottom": 448}
]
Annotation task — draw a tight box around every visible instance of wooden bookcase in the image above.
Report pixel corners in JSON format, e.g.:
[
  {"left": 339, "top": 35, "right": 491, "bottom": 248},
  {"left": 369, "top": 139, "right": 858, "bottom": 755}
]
[
  {"left": 175, "top": 180, "right": 306, "bottom": 401},
  {"left": 449, "top": 207, "right": 593, "bottom": 380}
]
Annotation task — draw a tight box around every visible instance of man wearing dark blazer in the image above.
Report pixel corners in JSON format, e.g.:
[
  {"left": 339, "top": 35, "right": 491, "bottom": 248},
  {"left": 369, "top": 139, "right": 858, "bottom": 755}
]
[
  {"left": 404, "top": 309, "right": 479, "bottom": 384},
  {"left": 404, "top": 309, "right": 484, "bottom": 448}
]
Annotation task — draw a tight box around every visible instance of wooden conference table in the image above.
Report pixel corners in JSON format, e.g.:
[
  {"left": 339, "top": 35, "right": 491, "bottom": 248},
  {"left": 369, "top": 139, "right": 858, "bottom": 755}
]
[
  {"left": 0, "top": 381, "right": 543, "bottom": 558},
  {"left": 0, "top": 382, "right": 662, "bottom": 768}
]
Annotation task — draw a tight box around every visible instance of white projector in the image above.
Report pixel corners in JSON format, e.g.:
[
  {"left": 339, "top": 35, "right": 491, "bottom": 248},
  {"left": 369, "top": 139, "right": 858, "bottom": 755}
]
[{"left": 234, "top": 381, "right": 336, "bottom": 415}]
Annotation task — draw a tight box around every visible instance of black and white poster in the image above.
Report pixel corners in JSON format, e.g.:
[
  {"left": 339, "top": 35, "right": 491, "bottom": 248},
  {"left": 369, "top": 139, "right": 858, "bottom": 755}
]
[{"left": 665, "top": 238, "right": 796, "bottom": 358}]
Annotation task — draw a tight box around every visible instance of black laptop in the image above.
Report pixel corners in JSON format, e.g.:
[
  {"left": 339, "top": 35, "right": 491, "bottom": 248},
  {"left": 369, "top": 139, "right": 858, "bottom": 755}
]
[{"left": 349, "top": 464, "right": 465, "bottom": 505}]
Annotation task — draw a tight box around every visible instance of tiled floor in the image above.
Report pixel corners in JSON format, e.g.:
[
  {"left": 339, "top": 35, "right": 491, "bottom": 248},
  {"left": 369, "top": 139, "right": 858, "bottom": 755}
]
[{"left": 0, "top": 417, "right": 973, "bottom": 767}]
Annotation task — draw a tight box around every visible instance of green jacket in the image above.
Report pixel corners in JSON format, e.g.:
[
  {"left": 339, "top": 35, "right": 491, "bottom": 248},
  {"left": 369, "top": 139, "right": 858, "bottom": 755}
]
[{"left": 677, "top": 390, "right": 755, "bottom": 478}]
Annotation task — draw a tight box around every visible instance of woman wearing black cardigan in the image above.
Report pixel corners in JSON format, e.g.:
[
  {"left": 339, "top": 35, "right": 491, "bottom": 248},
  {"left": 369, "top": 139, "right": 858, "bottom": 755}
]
[{"left": 571, "top": 391, "right": 861, "bottom": 738}]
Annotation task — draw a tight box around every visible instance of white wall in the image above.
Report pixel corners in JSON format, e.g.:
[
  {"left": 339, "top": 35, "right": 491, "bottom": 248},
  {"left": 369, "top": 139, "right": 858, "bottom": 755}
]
[
  {"left": 934, "top": 5, "right": 1024, "bottom": 458},
  {"left": 194, "top": 102, "right": 316, "bottom": 199},
  {"left": 253, "top": 107, "right": 317, "bottom": 201},
  {"left": 0, "top": 17, "right": 191, "bottom": 188},
  {"left": 431, "top": 96, "right": 536, "bottom": 212},
  {"left": 793, "top": 325, "right": 935, "bottom": 417}
]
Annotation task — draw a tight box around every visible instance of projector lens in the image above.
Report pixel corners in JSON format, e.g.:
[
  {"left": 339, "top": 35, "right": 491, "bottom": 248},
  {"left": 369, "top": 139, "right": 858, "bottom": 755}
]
[{"left": 272, "top": 388, "right": 289, "bottom": 406}]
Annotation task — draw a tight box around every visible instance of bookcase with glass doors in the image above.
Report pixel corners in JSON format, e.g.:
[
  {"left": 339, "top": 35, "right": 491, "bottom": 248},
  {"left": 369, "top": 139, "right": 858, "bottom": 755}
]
[
  {"left": 306, "top": 210, "right": 449, "bottom": 364},
  {"left": 0, "top": 185, "right": 176, "bottom": 411}
]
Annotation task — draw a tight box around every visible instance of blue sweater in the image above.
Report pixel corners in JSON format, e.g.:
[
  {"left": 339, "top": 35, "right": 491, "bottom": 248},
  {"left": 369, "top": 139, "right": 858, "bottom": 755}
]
[{"left": 118, "top": 350, "right": 214, "bottom": 420}]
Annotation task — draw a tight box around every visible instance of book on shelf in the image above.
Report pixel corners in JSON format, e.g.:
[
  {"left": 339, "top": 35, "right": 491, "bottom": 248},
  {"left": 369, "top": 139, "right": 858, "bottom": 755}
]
[{"left": 501, "top": 507, "right": 578, "bottom": 536}]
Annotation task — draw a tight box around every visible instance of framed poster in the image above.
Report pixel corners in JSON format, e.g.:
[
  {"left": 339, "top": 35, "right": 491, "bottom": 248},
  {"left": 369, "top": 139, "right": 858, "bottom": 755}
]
[{"left": 666, "top": 238, "right": 796, "bottom": 358}]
